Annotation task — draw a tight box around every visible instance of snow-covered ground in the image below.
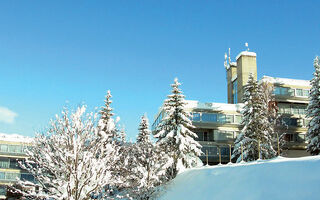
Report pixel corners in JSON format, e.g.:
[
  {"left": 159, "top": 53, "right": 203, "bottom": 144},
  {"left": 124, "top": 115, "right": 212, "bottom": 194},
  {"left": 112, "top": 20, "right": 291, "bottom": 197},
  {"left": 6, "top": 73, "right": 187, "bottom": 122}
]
[{"left": 159, "top": 156, "right": 320, "bottom": 200}]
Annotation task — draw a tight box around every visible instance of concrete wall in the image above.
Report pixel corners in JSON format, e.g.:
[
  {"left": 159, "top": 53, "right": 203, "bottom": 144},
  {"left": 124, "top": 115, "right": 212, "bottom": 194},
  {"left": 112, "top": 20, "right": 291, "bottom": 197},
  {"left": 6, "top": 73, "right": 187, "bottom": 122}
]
[{"left": 236, "top": 55, "right": 257, "bottom": 103}]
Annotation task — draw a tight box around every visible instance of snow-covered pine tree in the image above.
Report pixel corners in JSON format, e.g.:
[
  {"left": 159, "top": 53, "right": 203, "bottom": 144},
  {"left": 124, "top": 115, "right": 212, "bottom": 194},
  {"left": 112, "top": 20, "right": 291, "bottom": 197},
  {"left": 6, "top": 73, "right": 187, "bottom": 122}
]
[
  {"left": 232, "top": 74, "right": 276, "bottom": 162},
  {"left": 154, "top": 78, "right": 202, "bottom": 179},
  {"left": 98, "top": 90, "right": 127, "bottom": 197},
  {"left": 99, "top": 90, "right": 120, "bottom": 145},
  {"left": 120, "top": 126, "right": 127, "bottom": 145},
  {"left": 12, "top": 106, "right": 112, "bottom": 200},
  {"left": 306, "top": 56, "right": 320, "bottom": 155},
  {"left": 131, "top": 114, "right": 167, "bottom": 200}
]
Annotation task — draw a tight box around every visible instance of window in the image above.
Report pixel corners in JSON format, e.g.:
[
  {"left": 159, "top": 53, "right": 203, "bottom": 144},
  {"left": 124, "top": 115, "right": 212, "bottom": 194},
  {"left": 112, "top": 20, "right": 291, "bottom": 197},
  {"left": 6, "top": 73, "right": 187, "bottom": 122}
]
[
  {"left": 274, "top": 87, "right": 294, "bottom": 96},
  {"left": 0, "top": 186, "right": 6, "bottom": 195},
  {"left": 284, "top": 105, "right": 291, "bottom": 114},
  {"left": 282, "top": 118, "right": 298, "bottom": 126},
  {"left": 292, "top": 107, "right": 299, "bottom": 115},
  {"left": 214, "top": 130, "right": 234, "bottom": 141},
  {"left": 6, "top": 172, "right": 20, "bottom": 180},
  {"left": 296, "top": 89, "right": 303, "bottom": 96},
  {"left": 0, "top": 172, "right": 4, "bottom": 180},
  {"left": 195, "top": 131, "right": 213, "bottom": 141},
  {"left": 226, "top": 115, "right": 234, "bottom": 123},
  {"left": 284, "top": 133, "right": 304, "bottom": 142},
  {"left": 278, "top": 104, "right": 307, "bottom": 115},
  {"left": 195, "top": 132, "right": 203, "bottom": 141},
  {"left": 303, "top": 90, "right": 309, "bottom": 97},
  {"left": 234, "top": 115, "right": 242, "bottom": 124},
  {"left": 220, "top": 147, "right": 230, "bottom": 156},
  {"left": 232, "top": 80, "right": 238, "bottom": 104},
  {"left": 0, "top": 158, "right": 9, "bottom": 169},
  {"left": 298, "top": 107, "right": 306, "bottom": 115},
  {"left": 21, "top": 173, "right": 34, "bottom": 182},
  {"left": 304, "top": 119, "right": 311, "bottom": 127},
  {"left": 9, "top": 159, "right": 19, "bottom": 169},
  {"left": 274, "top": 87, "right": 281, "bottom": 95},
  {"left": 201, "top": 146, "right": 218, "bottom": 156},
  {"left": 217, "top": 114, "right": 226, "bottom": 123},
  {"left": 203, "top": 132, "right": 208, "bottom": 141},
  {"left": 297, "top": 134, "right": 305, "bottom": 142},
  {"left": 202, "top": 113, "right": 217, "bottom": 122},
  {"left": 0, "top": 144, "right": 8, "bottom": 153},
  {"left": 192, "top": 113, "right": 201, "bottom": 121}
]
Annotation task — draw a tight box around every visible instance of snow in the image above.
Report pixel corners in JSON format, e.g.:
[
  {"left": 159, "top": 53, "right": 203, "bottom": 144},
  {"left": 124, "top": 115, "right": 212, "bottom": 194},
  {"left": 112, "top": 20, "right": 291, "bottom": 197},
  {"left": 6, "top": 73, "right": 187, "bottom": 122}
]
[
  {"left": 0, "top": 132, "right": 33, "bottom": 143},
  {"left": 231, "top": 74, "right": 237, "bottom": 82},
  {"left": 261, "top": 75, "right": 310, "bottom": 87},
  {"left": 159, "top": 156, "right": 320, "bottom": 200},
  {"left": 236, "top": 51, "right": 257, "bottom": 60},
  {"left": 185, "top": 100, "right": 244, "bottom": 112}
]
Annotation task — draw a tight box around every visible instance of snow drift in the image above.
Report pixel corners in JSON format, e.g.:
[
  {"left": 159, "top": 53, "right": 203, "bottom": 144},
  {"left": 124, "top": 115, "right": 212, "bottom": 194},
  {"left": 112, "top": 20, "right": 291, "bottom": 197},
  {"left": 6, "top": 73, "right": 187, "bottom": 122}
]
[{"left": 159, "top": 156, "right": 320, "bottom": 200}]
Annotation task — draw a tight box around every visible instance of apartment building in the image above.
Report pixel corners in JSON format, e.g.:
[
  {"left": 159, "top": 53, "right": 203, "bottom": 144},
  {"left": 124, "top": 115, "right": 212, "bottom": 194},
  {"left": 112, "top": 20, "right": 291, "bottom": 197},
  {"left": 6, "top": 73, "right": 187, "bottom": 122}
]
[
  {"left": 152, "top": 48, "right": 311, "bottom": 165},
  {"left": 0, "top": 133, "right": 33, "bottom": 199}
]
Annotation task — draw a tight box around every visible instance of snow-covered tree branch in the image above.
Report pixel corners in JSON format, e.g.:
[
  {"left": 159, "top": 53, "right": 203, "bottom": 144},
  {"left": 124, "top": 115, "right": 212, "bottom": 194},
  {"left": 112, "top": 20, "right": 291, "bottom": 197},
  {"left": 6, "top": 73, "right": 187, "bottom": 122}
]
[
  {"left": 12, "top": 106, "right": 113, "bottom": 200},
  {"left": 154, "top": 78, "right": 202, "bottom": 179},
  {"left": 306, "top": 56, "right": 320, "bottom": 155}
]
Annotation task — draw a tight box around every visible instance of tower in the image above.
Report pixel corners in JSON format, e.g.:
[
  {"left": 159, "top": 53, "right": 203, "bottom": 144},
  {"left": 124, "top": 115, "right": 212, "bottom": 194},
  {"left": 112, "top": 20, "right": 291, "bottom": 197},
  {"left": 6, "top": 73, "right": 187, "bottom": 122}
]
[{"left": 225, "top": 45, "right": 257, "bottom": 104}]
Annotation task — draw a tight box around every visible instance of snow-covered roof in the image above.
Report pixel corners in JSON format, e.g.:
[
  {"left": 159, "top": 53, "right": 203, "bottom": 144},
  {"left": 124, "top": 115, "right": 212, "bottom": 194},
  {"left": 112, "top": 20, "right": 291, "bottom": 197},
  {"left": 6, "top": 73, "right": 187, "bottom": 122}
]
[
  {"left": 230, "top": 62, "right": 237, "bottom": 66},
  {"left": 236, "top": 51, "right": 256, "bottom": 60},
  {"left": 0, "top": 133, "right": 33, "bottom": 143},
  {"left": 225, "top": 62, "right": 237, "bottom": 70},
  {"left": 261, "top": 75, "right": 310, "bottom": 87},
  {"left": 185, "top": 100, "right": 244, "bottom": 112}
]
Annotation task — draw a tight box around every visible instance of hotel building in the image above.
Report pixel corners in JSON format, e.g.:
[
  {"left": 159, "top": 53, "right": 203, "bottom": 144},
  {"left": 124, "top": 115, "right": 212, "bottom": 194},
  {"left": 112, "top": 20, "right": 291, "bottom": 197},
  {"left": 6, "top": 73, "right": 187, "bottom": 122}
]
[
  {"left": 152, "top": 48, "right": 311, "bottom": 165},
  {"left": 0, "top": 133, "right": 33, "bottom": 199}
]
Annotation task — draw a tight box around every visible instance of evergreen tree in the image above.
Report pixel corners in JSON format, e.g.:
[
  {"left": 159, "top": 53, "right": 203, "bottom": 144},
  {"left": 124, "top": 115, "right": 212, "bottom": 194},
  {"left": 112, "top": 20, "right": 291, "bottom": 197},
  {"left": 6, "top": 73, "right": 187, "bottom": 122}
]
[
  {"left": 99, "top": 90, "right": 119, "bottom": 144},
  {"left": 98, "top": 90, "right": 122, "bottom": 196},
  {"left": 129, "top": 115, "right": 167, "bottom": 200},
  {"left": 232, "top": 75, "right": 276, "bottom": 162},
  {"left": 154, "top": 78, "right": 202, "bottom": 179},
  {"left": 306, "top": 56, "right": 320, "bottom": 155}
]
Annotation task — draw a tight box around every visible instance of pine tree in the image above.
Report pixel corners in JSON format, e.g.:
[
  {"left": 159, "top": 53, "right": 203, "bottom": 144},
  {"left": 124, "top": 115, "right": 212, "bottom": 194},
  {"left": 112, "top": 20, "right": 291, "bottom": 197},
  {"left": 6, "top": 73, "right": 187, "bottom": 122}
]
[
  {"left": 154, "top": 78, "right": 202, "bottom": 179},
  {"left": 119, "top": 115, "right": 165, "bottom": 199},
  {"left": 98, "top": 90, "right": 123, "bottom": 197},
  {"left": 99, "top": 90, "right": 119, "bottom": 144},
  {"left": 306, "top": 56, "right": 320, "bottom": 155},
  {"left": 136, "top": 115, "right": 167, "bottom": 199},
  {"left": 232, "top": 75, "right": 276, "bottom": 162}
]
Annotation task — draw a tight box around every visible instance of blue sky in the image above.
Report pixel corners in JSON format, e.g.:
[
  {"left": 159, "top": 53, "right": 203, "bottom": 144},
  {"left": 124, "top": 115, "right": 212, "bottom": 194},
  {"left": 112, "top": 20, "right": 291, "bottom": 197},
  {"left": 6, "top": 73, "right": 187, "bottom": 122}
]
[{"left": 0, "top": 1, "right": 319, "bottom": 140}]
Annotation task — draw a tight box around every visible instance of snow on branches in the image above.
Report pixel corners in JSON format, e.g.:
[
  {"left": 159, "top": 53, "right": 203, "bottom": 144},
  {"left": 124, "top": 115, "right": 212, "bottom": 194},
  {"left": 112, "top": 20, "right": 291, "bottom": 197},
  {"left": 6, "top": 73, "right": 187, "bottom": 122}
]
[
  {"left": 232, "top": 74, "right": 276, "bottom": 162},
  {"left": 306, "top": 57, "right": 320, "bottom": 155},
  {"left": 12, "top": 106, "right": 113, "bottom": 200},
  {"left": 154, "top": 78, "right": 202, "bottom": 178}
]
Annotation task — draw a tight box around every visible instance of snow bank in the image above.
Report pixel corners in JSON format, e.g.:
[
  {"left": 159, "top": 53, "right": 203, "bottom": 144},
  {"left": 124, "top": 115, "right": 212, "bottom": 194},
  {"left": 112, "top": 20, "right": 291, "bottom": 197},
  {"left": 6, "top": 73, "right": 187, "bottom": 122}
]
[{"left": 159, "top": 156, "right": 320, "bottom": 200}]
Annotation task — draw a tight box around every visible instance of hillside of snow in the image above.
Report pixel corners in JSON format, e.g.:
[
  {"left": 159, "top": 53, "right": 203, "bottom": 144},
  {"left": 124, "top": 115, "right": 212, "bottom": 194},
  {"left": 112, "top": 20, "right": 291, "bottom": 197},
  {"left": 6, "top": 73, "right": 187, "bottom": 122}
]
[{"left": 159, "top": 156, "right": 320, "bottom": 200}]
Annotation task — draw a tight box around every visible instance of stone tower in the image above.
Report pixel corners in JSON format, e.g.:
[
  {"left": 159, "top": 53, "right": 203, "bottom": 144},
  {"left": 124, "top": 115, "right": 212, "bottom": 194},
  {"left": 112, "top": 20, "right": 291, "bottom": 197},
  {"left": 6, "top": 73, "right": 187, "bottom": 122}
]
[{"left": 226, "top": 49, "right": 257, "bottom": 104}]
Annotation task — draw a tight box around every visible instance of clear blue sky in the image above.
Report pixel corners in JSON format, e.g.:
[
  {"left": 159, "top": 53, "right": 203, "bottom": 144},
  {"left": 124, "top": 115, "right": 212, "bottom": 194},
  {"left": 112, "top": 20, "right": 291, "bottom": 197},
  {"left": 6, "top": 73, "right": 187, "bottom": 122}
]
[{"left": 0, "top": 1, "right": 319, "bottom": 140}]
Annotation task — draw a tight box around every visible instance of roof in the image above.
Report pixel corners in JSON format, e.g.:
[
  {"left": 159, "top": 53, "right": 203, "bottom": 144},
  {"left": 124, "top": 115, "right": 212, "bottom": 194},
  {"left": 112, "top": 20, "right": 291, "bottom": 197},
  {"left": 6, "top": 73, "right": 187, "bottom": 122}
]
[
  {"left": 0, "top": 133, "right": 33, "bottom": 143},
  {"left": 185, "top": 100, "right": 244, "bottom": 112},
  {"left": 260, "top": 75, "right": 310, "bottom": 87},
  {"left": 236, "top": 51, "right": 257, "bottom": 60}
]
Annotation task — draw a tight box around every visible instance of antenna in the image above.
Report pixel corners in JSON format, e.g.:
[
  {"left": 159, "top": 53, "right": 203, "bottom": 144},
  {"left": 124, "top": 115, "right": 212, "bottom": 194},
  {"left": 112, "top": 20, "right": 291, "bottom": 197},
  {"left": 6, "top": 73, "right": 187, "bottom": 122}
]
[
  {"left": 228, "top": 48, "right": 231, "bottom": 64},
  {"left": 245, "top": 42, "right": 249, "bottom": 51},
  {"left": 224, "top": 52, "right": 228, "bottom": 69}
]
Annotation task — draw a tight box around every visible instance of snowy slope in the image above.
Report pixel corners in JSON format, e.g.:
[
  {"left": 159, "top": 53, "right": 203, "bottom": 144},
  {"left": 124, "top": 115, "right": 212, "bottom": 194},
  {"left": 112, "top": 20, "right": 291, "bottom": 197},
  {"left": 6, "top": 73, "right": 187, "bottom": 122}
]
[{"left": 159, "top": 156, "right": 320, "bottom": 200}]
